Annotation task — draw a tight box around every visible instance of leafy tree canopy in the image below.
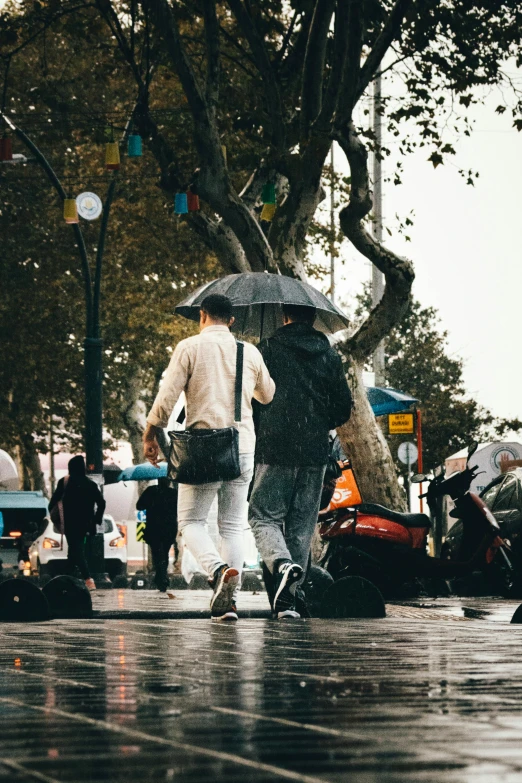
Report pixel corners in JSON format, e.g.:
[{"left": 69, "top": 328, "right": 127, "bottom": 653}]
[
  {"left": 2, "top": 0, "right": 521, "bottom": 504},
  {"left": 0, "top": 5, "right": 217, "bottom": 486},
  {"left": 355, "top": 288, "right": 522, "bottom": 472}
]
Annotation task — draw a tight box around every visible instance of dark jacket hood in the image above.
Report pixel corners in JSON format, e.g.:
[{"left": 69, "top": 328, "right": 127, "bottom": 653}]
[
  {"left": 272, "top": 322, "right": 331, "bottom": 358},
  {"left": 68, "top": 455, "right": 86, "bottom": 479}
]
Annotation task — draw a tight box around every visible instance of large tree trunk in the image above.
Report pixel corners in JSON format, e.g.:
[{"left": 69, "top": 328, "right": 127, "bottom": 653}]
[
  {"left": 121, "top": 375, "right": 148, "bottom": 465},
  {"left": 331, "top": 123, "right": 414, "bottom": 512},
  {"left": 18, "top": 435, "right": 47, "bottom": 495},
  {"left": 338, "top": 361, "right": 405, "bottom": 508}
]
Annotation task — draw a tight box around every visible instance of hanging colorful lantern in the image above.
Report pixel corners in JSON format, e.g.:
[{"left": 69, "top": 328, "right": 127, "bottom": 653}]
[
  {"left": 127, "top": 134, "right": 142, "bottom": 157},
  {"left": 63, "top": 197, "right": 79, "bottom": 224},
  {"left": 187, "top": 190, "right": 200, "bottom": 211},
  {"left": 0, "top": 136, "right": 13, "bottom": 162},
  {"left": 260, "top": 202, "right": 276, "bottom": 222},
  {"left": 105, "top": 141, "right": 120, "bottom": 170},
  {"left": 174, "top": 192, "right": 188, "bottom": 214},
  {"left": 262, "top": 182, "right": 276, "bottom": 205}
]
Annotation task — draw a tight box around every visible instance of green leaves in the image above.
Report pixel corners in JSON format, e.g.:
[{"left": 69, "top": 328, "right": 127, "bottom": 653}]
[{"left": 428, "top": 151, "right": 443, "bottom": 168}]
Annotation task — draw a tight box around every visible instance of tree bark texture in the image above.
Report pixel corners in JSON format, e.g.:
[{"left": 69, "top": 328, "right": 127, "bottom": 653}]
[
  {"left": 120, "top": 375, "right": 149, "bottom": 465},
  {"left": 338, "top": 361, "right": 406, "bottom": 508},
  {"left": 18, "top": 436, "right": 47, "bottom": 495}
]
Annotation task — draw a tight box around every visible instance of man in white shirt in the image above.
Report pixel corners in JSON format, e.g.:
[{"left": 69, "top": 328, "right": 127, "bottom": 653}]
[{"left": 143, "top": 294, "right": 275, "bottom": 622}]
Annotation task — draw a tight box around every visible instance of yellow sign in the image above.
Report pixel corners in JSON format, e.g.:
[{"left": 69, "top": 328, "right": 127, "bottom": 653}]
[
  {"left": 388, "top": 413, "right": 414, "bottom": 434},
  {"left": 136, "top": 522, "right": 146, "bottom": 542}
]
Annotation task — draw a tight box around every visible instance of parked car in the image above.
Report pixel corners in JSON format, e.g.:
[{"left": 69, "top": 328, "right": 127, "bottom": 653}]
[
  {"left": 0, "top": 491, "right": 48, "bottom": 570},
  {"left": 29, "top": 514, "right": 127, "bottom": 579}
]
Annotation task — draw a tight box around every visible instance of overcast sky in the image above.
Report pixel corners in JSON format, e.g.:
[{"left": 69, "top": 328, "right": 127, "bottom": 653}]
[{"left": 324, "top": 90, "right": 522, "bottom": 423}]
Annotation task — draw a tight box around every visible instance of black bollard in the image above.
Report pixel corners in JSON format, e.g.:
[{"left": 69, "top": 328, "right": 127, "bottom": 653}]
[
  {"left": 301, "top": 565, "right": 335, "bottom": 617},
  {"left": 0, "top": 578, "right": 50, "bottom": 622},
  {"left": 320, "top": 575, "right": 386, "bottom": 618},
  {"left": 42, "top": 575, "right": 93, "bottom": 619}
]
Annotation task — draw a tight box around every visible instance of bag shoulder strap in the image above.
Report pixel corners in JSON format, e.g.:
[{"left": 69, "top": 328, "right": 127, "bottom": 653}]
[{"left": 235, "top": 340, "right": 244, "bottom": 422}]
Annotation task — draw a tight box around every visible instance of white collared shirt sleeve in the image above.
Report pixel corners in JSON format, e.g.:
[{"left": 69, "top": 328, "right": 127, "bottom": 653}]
[{"left": 147, "top": 342, "right": 192, "bottom": 428}]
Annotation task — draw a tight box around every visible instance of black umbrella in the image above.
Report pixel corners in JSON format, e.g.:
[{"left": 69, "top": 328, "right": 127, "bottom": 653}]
[
  {"left": 174, "top": 273, "right": 349, "bottom": 339},
  {"left": 103, "top": 463, "right": 122, "bottom": 485}
]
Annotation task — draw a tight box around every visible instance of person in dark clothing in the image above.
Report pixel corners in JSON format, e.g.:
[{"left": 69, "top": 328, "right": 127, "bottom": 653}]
[
  {"left": 136, "top": 478, "right": 178, "bottom": 592},
  {"left": 48, "top": 455, "right": 106, "bottom": 590},
  {"left": 249, "top": 304, "right": 353, "bottom": 619}
]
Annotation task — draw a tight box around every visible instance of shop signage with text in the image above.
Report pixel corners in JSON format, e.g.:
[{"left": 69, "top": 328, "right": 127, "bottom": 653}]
[{"left": 388, "top": 412, "right": 414, "bottom": 434}]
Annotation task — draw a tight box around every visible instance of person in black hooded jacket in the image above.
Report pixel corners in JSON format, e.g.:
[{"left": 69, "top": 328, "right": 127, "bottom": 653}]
[
  {"left": 49, "top": 455, "right": 105, "bottom": 589},
  {"left": 249, "top": 304, "right": 353, "bottom": 619},
  {"left": 136, "top": 478, "right": 178, "bottom": 592}
]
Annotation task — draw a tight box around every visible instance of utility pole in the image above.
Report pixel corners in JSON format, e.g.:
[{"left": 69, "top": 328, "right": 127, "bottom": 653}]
[
  {"left": 372, "top": 73, "right": 386, "bottom": 386},
  {"left": 49, "top": 415, "right": 55, "bottom": 495},
  {"left": 329, "top": 144, "right": 336, "bottom": 304}
]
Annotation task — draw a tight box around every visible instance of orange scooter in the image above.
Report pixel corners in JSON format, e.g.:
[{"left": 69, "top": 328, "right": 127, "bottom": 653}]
[{"left": 316, "top": 444, "right": 506, "bottom": 597}]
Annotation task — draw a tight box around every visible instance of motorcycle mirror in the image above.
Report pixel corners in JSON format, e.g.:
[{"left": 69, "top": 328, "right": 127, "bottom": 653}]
[
  {"left": 411, "top": 474, "right": 426, "bottom": 483},
  {"left": 467, "top": 442, "right": 479, "bottom": 460}
]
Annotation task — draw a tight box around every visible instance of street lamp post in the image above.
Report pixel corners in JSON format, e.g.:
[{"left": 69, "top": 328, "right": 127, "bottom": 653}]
[{"left": 1, "top": 112, "right": 119, "bottom": 580}]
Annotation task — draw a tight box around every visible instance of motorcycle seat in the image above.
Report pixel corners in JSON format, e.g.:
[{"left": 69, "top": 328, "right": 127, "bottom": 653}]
[{"left": 357, "top": 503, "right": 431, "bottom": 528}]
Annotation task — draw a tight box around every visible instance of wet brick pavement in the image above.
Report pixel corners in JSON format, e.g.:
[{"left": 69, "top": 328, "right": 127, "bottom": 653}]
[{"left": 1, "top": 595, "right": 522, "bottom": 782}]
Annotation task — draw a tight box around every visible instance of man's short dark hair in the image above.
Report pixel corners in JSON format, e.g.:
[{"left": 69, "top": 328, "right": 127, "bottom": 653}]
[
  {"left": 200, "top": 294, "right": 233, "bottom": 322},
  {"left": 283, "top": 303, "right": 316, "bottom": 325}
]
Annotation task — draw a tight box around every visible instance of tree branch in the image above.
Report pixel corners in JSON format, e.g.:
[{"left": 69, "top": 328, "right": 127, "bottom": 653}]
[
  {"left": 144, "top": 0, "right": 274, "bottom": 273},
  {"left": 96, "top": 0, "right": 145, "bottom": 87},
  {"left": 357, "top": 0, "right": 414, "bottom": 100},
  {"left": 334, "top": 122, "right": 414, "bottom": 360},
  {"left": 188, "top": 213, "right": 251, "bottom": 274},
  {"left": 202, "top": 0, "right": 220, "bottom": 114},
  {"left": 4, "top": 3, "right": 95, "bottom": 59},
  {"left": 315, "top": 0, "right": 350, "bottom": 129},
  {"left": 274, "top": 9, "right": 300, "bottom": 67},
  {"left": 226, "top": 0, "right": 286, "bottom": 150},
  {"left": 300, "top": 0, "right": 335, "bottom": 136},
  {"left": 334, "top": 0, "right": 365, "bottom": 127}
]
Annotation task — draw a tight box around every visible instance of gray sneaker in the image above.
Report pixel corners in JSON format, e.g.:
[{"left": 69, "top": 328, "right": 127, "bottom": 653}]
[{"left": 210, "top": 565, "right": 239, "bottom": 617}]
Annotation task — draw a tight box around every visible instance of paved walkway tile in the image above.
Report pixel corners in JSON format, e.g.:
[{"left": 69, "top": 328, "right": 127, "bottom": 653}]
[{"left": 1, "top": 602, "right": 522, "bottom": 781}]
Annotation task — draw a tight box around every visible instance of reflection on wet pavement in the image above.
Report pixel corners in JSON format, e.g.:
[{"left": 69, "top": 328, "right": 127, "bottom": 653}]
[{"left": 1, "top": 613, "right": 522, "bottom": 782}]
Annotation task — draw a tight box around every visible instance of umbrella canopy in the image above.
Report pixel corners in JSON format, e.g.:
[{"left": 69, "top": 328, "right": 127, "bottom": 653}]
[
  {"left": 103, "top": 463, "right": 123, "bottom": 485},
  {"left": 117, "top": 462, "right": 168, "bottom": 482},
  {"left": 0, "top": 449, "right": 18, "bottom": 490},
  {"left": 367, "top": 387, "right": 418, "bottom": 417},
  {"left": 175, "top": 273, "right": 349, "bottom": 339}
]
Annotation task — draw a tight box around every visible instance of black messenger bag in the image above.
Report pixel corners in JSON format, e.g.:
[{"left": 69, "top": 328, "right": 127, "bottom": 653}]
[{"left": 167, "top": 341, "right": 244, "bottom": 485}]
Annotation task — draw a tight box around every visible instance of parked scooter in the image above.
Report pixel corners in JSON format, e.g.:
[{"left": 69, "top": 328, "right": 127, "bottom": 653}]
[
  {"left": 438, "top": 473, "right": 518, "bottom": 596},
  {"left": 318, "top": 443, "right": 507, "bottom": 597}
]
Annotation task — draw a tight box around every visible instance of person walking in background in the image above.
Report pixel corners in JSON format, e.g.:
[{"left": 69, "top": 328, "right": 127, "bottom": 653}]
[
  {"left": 49, "top": 455, "right": 106, "bottom": 590},
  {"left": 136, "top": 478, "right": 178, "bottom": 592},
  {"left": 143, "top": 294, "right": 275, "bottom": 622},
  {"left": 249, "top": 304, "right": 353, "bottom": 619}
]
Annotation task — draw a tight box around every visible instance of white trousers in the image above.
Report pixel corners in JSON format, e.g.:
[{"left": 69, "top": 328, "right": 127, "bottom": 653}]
[{"left": 177, "top": 453, "right": 254, "bottom": 583}]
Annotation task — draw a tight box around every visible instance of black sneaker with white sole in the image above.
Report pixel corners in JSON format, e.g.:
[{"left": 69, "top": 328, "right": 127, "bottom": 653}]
[
  {"left": 277, "top": 608, "right": 301, "bottom": 620},
  {"left": 209, "top": 565, "right": 239, "bottom": 618},
  {"left": 273, "top": 562, "right": 303, "bottom": 618}
]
